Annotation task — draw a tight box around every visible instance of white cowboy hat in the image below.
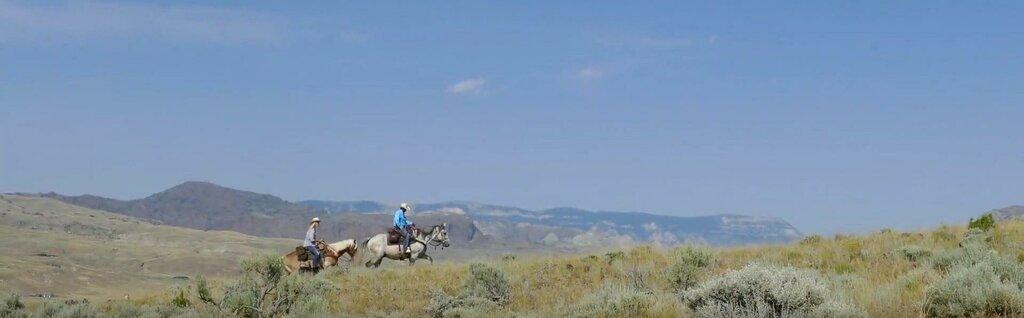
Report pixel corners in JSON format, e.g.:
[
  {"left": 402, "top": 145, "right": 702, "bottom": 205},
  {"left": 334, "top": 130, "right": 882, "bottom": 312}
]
[
  {"left": 400, "top": 203, "right": 412, "bottom": 212},
  {"left": 310, "top": 217, "right": 320, "bottom": 223}
]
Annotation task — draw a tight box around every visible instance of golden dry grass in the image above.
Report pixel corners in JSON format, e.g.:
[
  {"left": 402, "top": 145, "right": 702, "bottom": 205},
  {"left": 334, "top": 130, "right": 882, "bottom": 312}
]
[{"left": 319, "top": 221, "right": 1023, "bottom": 317}]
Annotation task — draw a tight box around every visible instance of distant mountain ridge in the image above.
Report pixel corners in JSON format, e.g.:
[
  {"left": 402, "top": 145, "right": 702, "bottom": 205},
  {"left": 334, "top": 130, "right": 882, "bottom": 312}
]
[
  {"left": 33, "top": 181, "right": 483, "bottom": 246},
  {"left": 985, "top": 205, "right": 1024, "bottom": 221},
  {"left": 302, "top": 200, "right": 802, "bottom": 246},
  {"left": 30, "top": 181, "right": 803, "bottom": 247}
]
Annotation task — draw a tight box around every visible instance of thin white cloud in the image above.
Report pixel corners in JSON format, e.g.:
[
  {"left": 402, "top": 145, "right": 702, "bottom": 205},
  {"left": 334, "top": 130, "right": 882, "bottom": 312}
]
[
  {"left": 596, "top": 34, "right": 718, "bottom": 50},
  {"left": 576, "top": 67, "right": 605, "bottom": 80},
  {"left": 446, "top": 77, "right": 486, "bottom": 94},
  {"left": 0, "top": 1, "right": 285, "bottom": 45}
]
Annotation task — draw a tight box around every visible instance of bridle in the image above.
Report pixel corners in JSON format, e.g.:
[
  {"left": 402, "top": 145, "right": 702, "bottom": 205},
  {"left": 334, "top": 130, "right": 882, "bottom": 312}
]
[{"left": 422, "top": 225, "right": 448, "bottom": 249}]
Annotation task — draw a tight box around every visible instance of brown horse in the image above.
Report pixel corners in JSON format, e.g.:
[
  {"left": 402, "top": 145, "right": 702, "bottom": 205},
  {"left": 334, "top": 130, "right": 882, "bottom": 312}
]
[{"left": 282, "top": 240, "right": 339, "bottom": 275}]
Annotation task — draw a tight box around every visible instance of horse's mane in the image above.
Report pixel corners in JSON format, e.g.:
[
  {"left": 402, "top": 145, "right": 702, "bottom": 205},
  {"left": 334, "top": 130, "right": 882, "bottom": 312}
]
[{"left": 421, "top": 224, "right": 443, "bottom": 235}]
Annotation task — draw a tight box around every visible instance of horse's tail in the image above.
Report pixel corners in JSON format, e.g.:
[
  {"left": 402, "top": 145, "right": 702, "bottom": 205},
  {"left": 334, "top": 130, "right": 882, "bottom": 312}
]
[{"left": 355, "top": 237, "right": 371, "bottom": 262}]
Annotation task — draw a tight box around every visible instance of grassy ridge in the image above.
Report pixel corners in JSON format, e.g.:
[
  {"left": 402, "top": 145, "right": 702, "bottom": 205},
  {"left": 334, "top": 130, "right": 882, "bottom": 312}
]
[{"left": 0, "top": 195, "right": 296, "bottom": 299}]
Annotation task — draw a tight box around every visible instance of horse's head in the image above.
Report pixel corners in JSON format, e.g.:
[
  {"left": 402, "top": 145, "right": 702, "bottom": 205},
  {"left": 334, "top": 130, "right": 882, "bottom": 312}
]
[{"left": 432, "top": 223, "right": 451, "bottom": 248}]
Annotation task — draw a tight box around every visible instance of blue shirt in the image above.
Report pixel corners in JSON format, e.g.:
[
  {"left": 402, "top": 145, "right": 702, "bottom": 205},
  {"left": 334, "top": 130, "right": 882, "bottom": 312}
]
[{"left": 393, "top": 209, "right": 410, "bottom": 228}]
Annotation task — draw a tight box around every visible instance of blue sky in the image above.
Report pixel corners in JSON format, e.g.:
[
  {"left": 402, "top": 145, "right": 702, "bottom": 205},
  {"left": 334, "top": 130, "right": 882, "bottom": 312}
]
[{"left": 1, "top": 1, "right": 1022, "bottom": 234}]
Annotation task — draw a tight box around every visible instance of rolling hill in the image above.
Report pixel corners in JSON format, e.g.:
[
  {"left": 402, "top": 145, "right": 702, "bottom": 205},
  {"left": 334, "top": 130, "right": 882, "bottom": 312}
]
[
  {"left": 36, "top": 182, "right": 486, "bottom": 248},
  {"left": 0, "top": 194, "right": 296, "bottom": 299}
]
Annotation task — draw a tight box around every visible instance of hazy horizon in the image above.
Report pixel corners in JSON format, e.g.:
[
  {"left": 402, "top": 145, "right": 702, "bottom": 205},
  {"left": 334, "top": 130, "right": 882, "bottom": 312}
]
[{"left": 3, "top": 1, "right": 1023, "bottom": 235}]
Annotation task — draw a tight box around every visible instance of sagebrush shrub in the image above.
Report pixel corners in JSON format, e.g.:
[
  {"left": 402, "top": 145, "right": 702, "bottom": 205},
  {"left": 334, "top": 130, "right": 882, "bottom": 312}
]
[
  {"left": 683, "top": 263, "right": 865, "bottom": 318},
  {"left": 800, "top": 235, "right": 823, "bottom": 245},
  {"left": 425, "top": 264, "right": 514, "bottom": 318},
  {"left": 425, "top": 290, "right": 506, "bottom": 318},
  {"left": 893, "top": 245, "right": 933, "bottom": 262},
  {"left": 459, "top": 263, "right": 512, "bottom": 305},
  {"left": 925, "top": 262, "right": 1024, "bottom": 317},
  {"left": 924, "top": 229, "right": 1024, "bottom": 317},
  {"left": 930, "top": 230, "right": 1003, "bottom": 273},
  {"left": 0, "top": 294, "right": 25, "bottom": 318},
  {"left": 566, "top": 284, "right": 656, "bottom": 318},
  {"left": 55, "top": 303, "right": 99, "bottom": 318},
  {"left": 285, "top": 295, "right": 331, "bottom": 318},
  {"left": 213, "top": 254, "right": 339, "bottom": 317}
]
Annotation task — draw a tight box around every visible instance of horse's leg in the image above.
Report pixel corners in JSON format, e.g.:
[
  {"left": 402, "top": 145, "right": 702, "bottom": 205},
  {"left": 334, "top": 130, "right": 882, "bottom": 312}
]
[{"left": 418, "top": 252, "right": 433, "bottom": 264}]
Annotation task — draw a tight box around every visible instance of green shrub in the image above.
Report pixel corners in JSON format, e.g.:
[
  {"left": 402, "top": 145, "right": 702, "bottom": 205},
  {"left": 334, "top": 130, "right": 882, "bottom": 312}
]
[
  {"left": 210, "top": 254, "right": 339, "bottom": 317},
  {"left": 111, "top": 302, "right": 141, "bottom": 318},
  {"left": 665, "top": 263, "right": 700, "bottom": 291},
  {"left": 892, "top": 245, "right": 932, "bottom": 262},
  {"left": 665, "top": 246, "right": 716, "bottom": 291},
  {"left": 171, "top": 287, "right": 190, "bottom": 308},
  {"left": 566, "top": 284, "right": 655, "bottom": 318},
  {"left": 138, "top": 305, "right": 182, "bottom": 318},
  {"left": 273, "top": 273, "right": 339, "bottom": 315},
  {"left": 924, "top": 262, "right": 1024, "bottom": 317},
  {"left": 458, "top": 263, "right": 512, "bottom": 305},
  {"left": 194, "top": 276, "right": 214, "bottom": 305},
  {"left": 969, "top": 214, "right": 997, "bottom": 232},
  {"left": 683, "top": 263, "right": 865, "bottom": 318},
  {"left": 425, "top": 290, "right": 506, "bottom": 318},
  {"left": 55, "top": 303, "right": 98, "bottom": 318},
  {"left": 1, "top": 294, "right": 25, "bottom": 318},
  {"left": 35, "top": 301, "right": 62, "bottom": 318},
  {"left": 285, "top": 295, "right": 330, "bottom": 318},
  {"left": 425, "top": 264, "right": 514, "bottom": 317},
  {"left": 104, "top": 301, "right": 153, "bottom": 318}
]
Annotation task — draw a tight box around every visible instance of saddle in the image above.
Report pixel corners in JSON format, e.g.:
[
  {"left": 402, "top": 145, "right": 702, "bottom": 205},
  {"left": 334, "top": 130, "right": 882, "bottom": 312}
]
[
  {"left": 295, "top": 246, "right": 311, "bottom": 262},
  {"left": 387, "top": 228, "right": 403, "bottom": 245},
  {"left": 387, "top": 227, "right": 419, "bottom": 245},
  {"left": 295, "top": 246, "right": 323, "bottom": 270}
]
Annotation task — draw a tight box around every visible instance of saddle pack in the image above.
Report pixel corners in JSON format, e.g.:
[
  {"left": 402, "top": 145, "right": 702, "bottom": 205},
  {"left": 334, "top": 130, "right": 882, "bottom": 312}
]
[
  {"left": 295, "top": 246, "right": 312, "bottom": 262},
  {"left": 387, "top": 228, "right": 403, "bottom": 245}
]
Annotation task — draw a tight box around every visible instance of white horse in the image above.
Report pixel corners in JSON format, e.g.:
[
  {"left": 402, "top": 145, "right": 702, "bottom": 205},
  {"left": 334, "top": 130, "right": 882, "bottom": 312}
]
[{"left": 360, "top": 223, "right": 450, "bottom": 268}]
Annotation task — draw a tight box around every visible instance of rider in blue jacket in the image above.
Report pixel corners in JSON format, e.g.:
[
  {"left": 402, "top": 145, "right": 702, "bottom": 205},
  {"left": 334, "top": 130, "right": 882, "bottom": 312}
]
[{"left": 393, "top": 203, "right": 413, "bottom": 254}]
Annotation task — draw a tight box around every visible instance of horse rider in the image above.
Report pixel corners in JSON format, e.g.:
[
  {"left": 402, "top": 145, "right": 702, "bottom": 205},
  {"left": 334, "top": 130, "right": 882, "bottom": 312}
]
[
  {"left": 393, "top": 203, "right": 414, "bottom": 254},
  {"left": 303, "top": 217, "right": 322, "bottom": 268}
]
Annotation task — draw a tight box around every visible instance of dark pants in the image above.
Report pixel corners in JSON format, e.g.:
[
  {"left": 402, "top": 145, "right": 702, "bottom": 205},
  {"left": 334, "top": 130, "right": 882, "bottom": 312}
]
[
  {"left": 396, "top": 225, "right": 413, "bottom": 251},
  {"left": 305, "top": 245, "right": 322, "bottom": 268}
]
